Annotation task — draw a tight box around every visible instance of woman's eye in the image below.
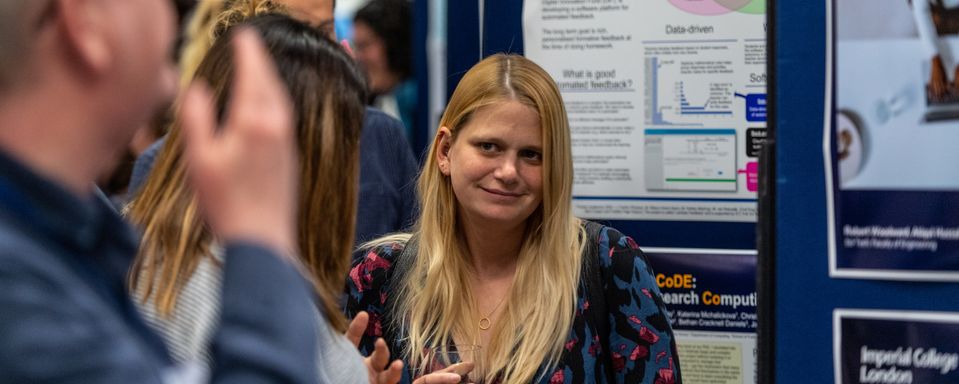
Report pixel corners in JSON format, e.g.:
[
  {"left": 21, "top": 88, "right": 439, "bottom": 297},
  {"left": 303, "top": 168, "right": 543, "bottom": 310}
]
[
  {"left": 521, "top": 149, "right": 542, "bottom": 161},
  {"left": 479, "top": 143, "right": 496, "bottom": 152}
]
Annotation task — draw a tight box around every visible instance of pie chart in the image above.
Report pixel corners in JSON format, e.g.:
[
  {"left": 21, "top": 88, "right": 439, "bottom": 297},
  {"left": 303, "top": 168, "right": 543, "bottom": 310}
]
[{"left": 668, "top": 0, "right": 765, "bottom": 16}]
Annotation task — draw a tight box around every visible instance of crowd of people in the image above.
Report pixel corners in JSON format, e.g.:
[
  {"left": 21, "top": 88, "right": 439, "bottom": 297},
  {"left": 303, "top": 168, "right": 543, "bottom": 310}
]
[{"left": 0, "top": 0, "right": 681, "bottom": 383}]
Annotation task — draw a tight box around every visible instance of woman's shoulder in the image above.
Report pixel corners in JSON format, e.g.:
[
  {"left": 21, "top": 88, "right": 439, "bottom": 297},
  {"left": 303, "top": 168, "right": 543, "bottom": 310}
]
[
  {"left": 580, "top": 220, "right": 649, "bottom": 279},
  {"left": 354, "top": 234, "right": 412, "bottom": 266},
  {"left": 348, "top": 234, "right": 412, "bottom": 294},
  {"left": 582, "top": 220, "right": 640, "bottom": 253}
]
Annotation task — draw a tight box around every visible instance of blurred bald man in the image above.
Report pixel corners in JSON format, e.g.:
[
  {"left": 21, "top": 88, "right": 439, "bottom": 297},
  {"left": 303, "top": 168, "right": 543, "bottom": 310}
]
[{"left": 0, "top": 1, "right": 321, "bottom": 382}]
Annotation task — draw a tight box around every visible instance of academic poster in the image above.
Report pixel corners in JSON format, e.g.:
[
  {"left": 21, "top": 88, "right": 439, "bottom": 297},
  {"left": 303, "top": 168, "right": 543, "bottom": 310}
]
[
  {"left": 523, "top": 0, "right": 766, "bottom": 223},
  {"left": 828, "top": 0, "right": 959, "bottom": 281},
  {"left": 645, "top": 248, "right": 757, "bottom": 384}
]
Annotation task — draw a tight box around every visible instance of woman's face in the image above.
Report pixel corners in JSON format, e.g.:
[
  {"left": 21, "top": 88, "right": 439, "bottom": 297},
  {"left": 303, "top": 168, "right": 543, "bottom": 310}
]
[
  {"left": 437, "top": 101, "right": 545, "bottom": 232},
  {"left": 352, "top": 21, "right": 399, "bottom": 94},
  {"left": 281, "top": 0, "right": 335, "bottom": 39}
]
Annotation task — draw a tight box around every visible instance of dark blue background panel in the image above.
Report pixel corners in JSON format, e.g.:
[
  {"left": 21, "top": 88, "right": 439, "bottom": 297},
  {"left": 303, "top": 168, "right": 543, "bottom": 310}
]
[{"left": 771, "top": 1, "right": 959, "bottom": 383}]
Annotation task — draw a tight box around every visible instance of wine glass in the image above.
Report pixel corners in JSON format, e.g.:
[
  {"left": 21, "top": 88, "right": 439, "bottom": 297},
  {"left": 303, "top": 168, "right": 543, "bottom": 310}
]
[{"left": 423, "top": 344, "right": 484, "bottom": 383}]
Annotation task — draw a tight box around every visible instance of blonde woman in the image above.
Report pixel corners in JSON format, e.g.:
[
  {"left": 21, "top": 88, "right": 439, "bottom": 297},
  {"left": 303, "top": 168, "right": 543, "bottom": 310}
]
[{"left": 346, "top": 54, "right": 682, "bottom": 384}]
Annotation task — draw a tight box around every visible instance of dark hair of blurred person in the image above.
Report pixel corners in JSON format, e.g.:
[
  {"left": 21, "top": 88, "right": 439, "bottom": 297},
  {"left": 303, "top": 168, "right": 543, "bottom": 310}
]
[
  {"left": 127, "top": 14, "right": 365, "bottom": 371},
  {"left": 352, "top": 0, "right": 416, "bottom": 137}
]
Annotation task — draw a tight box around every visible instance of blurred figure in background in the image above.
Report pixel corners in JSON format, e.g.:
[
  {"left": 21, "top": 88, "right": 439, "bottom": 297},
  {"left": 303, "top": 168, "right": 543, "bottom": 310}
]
[
  {"left": 0, "top": 0, "right": 324, "bottom": 381},
  {"left": 353, "top": 0, "right": 417, "bottom": 141},
  {"left": 97, "top": 0, "right": 199, "bottom": 206},
  {"left": 178, "top": 0, "right": 335, "bottom": 90}
]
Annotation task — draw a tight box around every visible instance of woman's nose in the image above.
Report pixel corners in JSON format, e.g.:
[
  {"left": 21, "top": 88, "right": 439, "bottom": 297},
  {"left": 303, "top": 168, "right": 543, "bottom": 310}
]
[{"left": 492, "top": 155, "right": 519, "bottom": 183}]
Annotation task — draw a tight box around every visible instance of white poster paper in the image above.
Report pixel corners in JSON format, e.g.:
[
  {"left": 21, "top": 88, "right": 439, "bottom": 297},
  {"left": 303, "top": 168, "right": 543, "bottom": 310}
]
[{"left": 523, "top": 0, "right": 766, "bottom": 222}]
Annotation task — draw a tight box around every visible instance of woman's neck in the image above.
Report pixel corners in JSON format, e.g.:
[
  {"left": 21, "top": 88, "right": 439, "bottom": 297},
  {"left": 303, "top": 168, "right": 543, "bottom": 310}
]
[{"left": 459, "top": 220, "right": 524, "bottom": 280}]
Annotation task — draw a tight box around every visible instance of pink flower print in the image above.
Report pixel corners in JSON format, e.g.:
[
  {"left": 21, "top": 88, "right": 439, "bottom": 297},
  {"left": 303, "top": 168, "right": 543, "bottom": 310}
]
[
  {"left": 349, "top": 253, "right": 392, "bottom": 292},
  {"left": 611, "top": 352, "right": 626, "bottom": 372},
  {"left": 656, "top": 351, "right": 668, "bottom": 364},
  {"left": 549, "top": 370, "right": 565, "bottom": 384},
  {"left": 654, "top": 367, "right": 675, "bottom": 384},
  {"left": 367, "top": 312, "right": 383, "bottom": 337},
  {"left": 588, "top": 336, "right": 601, "bottom": 356},
  {"left": 628, "top": 315, "right": 643, "bottom": 326},
  {"left": 630, "top": 345, "right": 649, "bottom": 361},
  {"left": 349, "top": 266, "right": 364, "bottom": 292},
  {"left": 639, "top": 326, "right": 660, "bottom": 344},
  {"left": 641, "top": 288, "right": 654, "bottom": 299},
  {"left": 565, "top": 338, "right": 577, "bottom": 351}
]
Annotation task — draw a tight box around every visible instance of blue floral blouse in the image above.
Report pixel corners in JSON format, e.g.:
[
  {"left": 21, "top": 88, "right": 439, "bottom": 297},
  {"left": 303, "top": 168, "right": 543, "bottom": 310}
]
[{"left": 345, "top": 223, "right": 682, "bottom": 384}]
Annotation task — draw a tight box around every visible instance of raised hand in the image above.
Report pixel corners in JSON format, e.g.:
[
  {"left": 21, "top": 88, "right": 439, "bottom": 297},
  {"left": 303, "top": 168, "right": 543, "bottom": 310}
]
[
  {"left": 411, "top": 362, "right": 474, "bottom": 384},
  {"left": 928, "top": 55, "right": 950, "bottom": 102},
  {"left": 347, "top": 311, "right": 405, "bottom": 384}
]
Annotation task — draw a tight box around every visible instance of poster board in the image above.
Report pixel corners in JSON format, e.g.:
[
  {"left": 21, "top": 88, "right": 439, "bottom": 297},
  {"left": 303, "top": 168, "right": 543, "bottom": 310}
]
[
  {"left": 647, "top": 248, "right": 758, "bottom": 384},
  {"left": 767, "top": 1, "right": 959, "bottom": 383},
  {"left": 826, "top": 0, "right": 959, "bottom": 282},
  {"left": 523, "top": 0, "right": 766, "bottom": 224}
]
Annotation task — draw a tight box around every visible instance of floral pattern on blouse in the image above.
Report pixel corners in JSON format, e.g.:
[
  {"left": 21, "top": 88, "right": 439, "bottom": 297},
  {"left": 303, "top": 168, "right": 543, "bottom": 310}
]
[{"left": 345, "top": 224, "right": 681, "bottom": 384}]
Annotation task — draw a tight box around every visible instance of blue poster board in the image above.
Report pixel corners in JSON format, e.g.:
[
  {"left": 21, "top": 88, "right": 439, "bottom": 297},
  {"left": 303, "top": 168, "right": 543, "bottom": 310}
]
[{"left": 768, "top": 0, "right": 959, "bottom": 382}]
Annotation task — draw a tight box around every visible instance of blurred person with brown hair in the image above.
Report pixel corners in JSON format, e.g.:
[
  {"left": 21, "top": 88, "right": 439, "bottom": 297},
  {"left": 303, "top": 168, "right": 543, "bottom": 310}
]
[
  {"left": 127, "top": 14, "right": 403, "bottom": 384},
  {"left": 352, "top": 0, "right": 416, "bottom": 139}
]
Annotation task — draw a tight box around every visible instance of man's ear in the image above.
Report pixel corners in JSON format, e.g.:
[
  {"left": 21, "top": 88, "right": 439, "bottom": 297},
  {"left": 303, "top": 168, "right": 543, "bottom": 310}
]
[
  {"left": 56, "top": 0, "right": 113, "bottom": 76},
  {"left": 436, "top": 126, "right": 453, "bottom": 176}
]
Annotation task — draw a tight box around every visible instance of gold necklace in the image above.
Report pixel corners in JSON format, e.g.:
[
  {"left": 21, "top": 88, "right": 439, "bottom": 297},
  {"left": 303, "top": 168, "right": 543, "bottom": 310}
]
[{"left": 478, "top": 290, "right": 510, "bottom": 330}]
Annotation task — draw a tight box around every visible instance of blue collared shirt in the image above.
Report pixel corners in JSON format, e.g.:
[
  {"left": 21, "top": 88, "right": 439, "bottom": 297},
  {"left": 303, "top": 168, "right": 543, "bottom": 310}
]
[{"left": 0, "top": 149, "right": 322, "bottom": 383}]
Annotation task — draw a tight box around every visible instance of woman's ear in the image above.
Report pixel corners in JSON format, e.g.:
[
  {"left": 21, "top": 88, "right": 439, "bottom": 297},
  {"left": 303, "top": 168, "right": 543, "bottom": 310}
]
[{"left": 436, "top": 126, "right": 453, "bottom": 176}]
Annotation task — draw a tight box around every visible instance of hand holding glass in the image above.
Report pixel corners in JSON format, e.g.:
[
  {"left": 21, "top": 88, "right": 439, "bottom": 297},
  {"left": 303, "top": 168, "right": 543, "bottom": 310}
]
[{"left": 422, "top": 344, "right": 482, "bottom": 384}]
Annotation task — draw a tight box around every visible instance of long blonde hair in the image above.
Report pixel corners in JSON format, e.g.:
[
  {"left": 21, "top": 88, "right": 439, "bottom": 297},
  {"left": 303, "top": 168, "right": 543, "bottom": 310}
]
[
  {"left": 127, "top": 15, "right": 366, "bottom": 333},
  {"left": 380, "top": 54, "right": 584, "bottom": 383}
]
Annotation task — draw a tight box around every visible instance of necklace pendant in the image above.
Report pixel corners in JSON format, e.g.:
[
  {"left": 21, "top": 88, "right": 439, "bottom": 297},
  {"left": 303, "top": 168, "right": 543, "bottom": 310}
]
[{"left": 479, "top": 317, "right": 492, "bottom": 330}]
